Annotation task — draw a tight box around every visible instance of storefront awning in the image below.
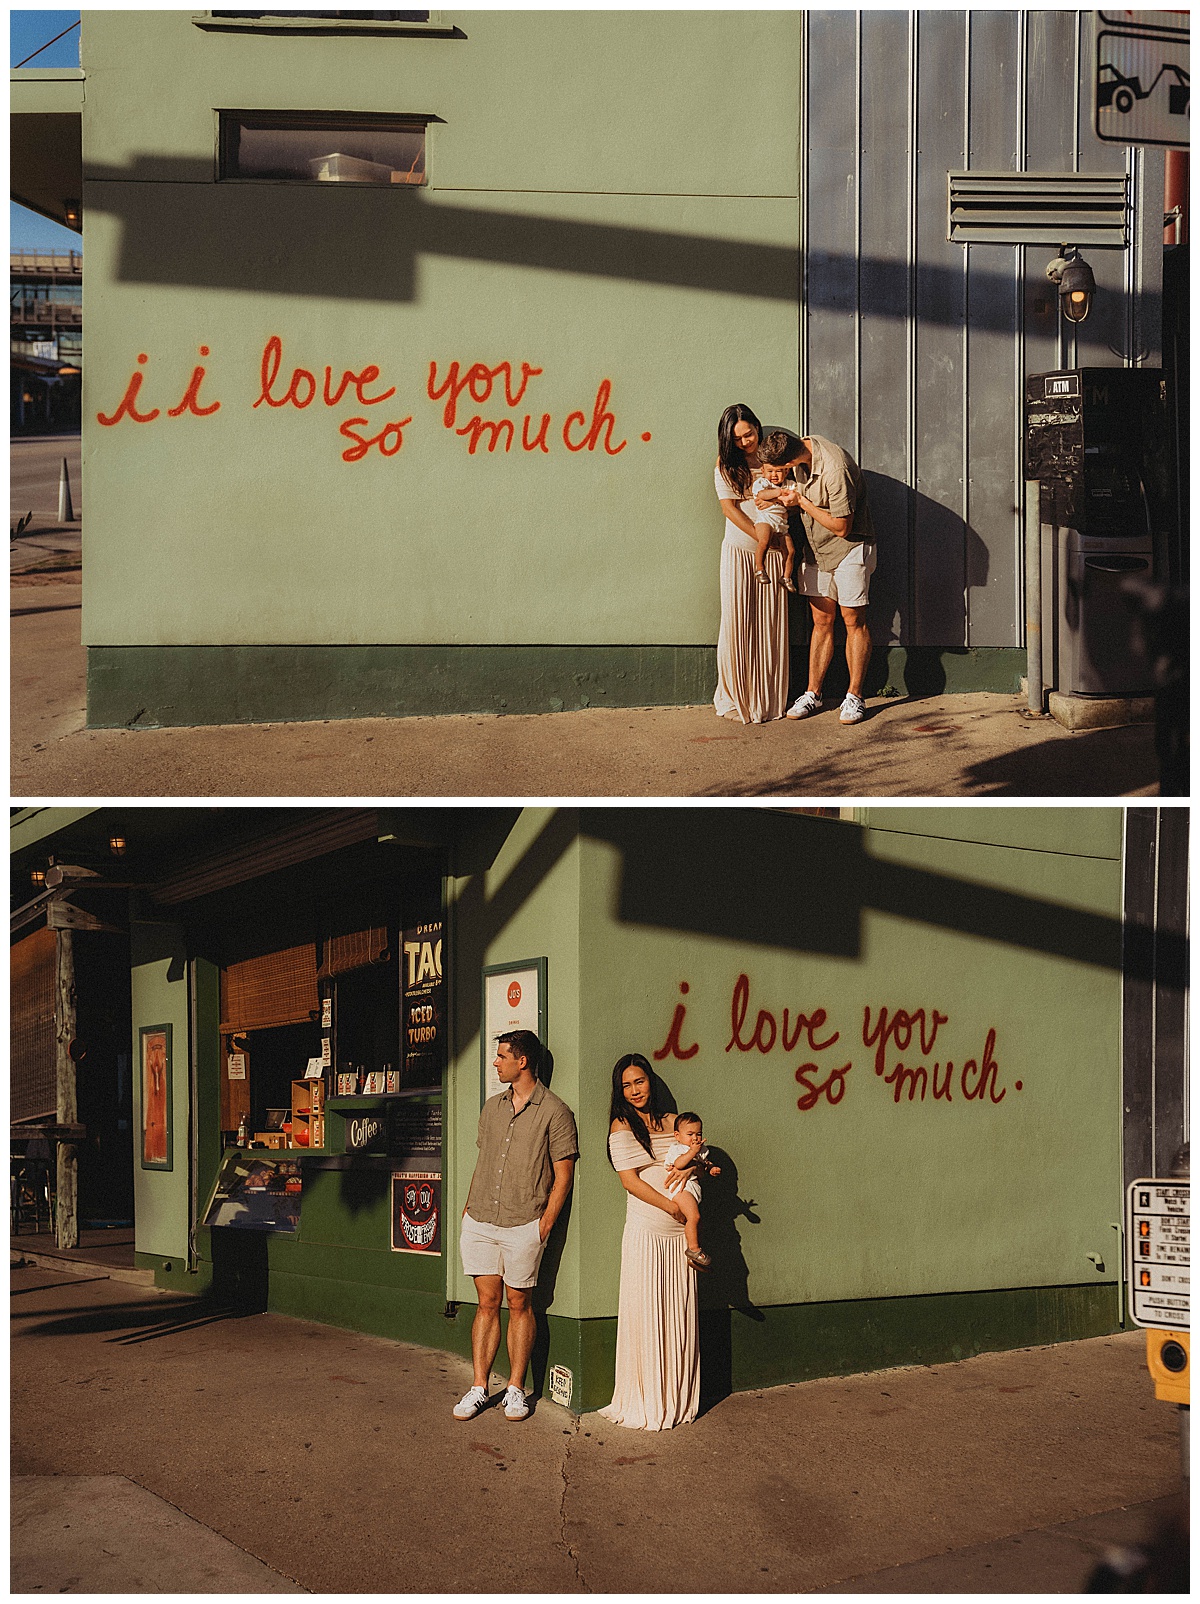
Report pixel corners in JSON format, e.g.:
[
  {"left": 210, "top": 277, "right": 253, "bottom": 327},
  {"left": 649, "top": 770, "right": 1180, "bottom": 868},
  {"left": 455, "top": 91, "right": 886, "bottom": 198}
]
[{"left": 11, "top": 70, "right": 84, "bottom": 233}]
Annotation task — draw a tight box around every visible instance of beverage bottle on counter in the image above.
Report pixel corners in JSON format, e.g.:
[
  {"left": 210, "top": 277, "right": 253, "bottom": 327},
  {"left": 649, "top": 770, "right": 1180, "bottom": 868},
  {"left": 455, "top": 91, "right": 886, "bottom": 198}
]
[{"left": 237, "top": 1112, "right": 248, "bottom": 1146}]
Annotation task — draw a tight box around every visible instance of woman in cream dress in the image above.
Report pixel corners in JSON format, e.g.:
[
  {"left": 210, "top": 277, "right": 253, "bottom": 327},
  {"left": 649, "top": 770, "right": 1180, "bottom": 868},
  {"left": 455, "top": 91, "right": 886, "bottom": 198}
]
[
  {"left": 713, "top": 402, "right": 790, "bottom": 724},
  {"left": 598, "top": 1053, "right": 700, "bottom": 1431}
]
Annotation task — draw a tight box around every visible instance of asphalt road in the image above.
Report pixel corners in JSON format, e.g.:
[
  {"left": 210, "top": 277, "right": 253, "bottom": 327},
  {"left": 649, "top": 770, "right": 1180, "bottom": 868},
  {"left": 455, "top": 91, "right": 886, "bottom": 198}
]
[
  {"left": 10, "top": 1263, "right": 1187, "bottom": 1594},
  {"left": 10, "top": 431, "right": 82, "bottom": 521}
]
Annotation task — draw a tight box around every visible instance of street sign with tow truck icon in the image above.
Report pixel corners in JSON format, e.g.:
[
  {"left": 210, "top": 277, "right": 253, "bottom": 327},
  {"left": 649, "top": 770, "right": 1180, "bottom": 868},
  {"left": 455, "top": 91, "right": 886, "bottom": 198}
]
[{"left": 1095, "top": 17, "right": 1190, "bottom": 146}]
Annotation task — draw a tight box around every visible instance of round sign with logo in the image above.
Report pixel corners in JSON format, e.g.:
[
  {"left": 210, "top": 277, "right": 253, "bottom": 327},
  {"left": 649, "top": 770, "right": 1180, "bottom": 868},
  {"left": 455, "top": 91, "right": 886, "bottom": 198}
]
[{"left": 507, "top": 980, "right": 522, "bottom": 1007}]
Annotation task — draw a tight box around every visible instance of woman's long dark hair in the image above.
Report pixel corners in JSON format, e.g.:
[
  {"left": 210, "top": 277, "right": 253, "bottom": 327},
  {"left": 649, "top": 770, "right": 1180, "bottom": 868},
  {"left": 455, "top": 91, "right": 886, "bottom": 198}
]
[
  {"left": 608, "top": 1052, "right": 666, "bottom": 1164},
  {"left": 716, "top": 402, "right": 763, "bottom": 499}
]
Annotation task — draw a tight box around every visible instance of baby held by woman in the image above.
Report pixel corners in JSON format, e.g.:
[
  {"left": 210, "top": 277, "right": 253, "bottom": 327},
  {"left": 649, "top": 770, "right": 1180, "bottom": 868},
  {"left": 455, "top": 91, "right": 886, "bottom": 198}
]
[
  {"left": 746, "top": 430, "right": 799, "bottom": 591},
  {"left": 663, "top": 1112, "right": 720, "bottom": 1269}
]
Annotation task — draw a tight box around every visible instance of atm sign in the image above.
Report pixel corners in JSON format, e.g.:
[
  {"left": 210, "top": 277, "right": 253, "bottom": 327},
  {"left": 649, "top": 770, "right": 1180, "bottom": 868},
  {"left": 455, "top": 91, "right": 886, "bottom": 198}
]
[{"left": 1045, "top": 374, "right": 1081, "bottom": 399}]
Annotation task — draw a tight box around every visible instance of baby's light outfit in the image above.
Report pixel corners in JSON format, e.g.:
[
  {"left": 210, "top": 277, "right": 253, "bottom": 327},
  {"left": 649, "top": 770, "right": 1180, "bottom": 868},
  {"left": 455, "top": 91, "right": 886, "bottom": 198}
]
[
  {"left": 663, "top": 1139, "right": 709, "bottom": 1203},
  {"left": 745, "top": 475, "right": 791, "bottom": 537}
]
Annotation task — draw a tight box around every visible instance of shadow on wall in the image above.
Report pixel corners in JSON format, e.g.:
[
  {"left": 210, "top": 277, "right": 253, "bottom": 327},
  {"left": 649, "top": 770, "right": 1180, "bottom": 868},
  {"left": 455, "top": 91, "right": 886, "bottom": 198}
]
[
  {"left": 447, "top": 809, "right": 1182, "bottom": 1383},
  {"left": 695, "top": 1144, "right": 764, "bottom": 1414},
  {"left": 80, "top": 157, "right": 1165, "bottom": 339},
  {"left": 786, "top": 474, "right": 994, "bottom": 699},
  {"left": 452, "top": 810, "right": 1178, "bottom": 1083}
]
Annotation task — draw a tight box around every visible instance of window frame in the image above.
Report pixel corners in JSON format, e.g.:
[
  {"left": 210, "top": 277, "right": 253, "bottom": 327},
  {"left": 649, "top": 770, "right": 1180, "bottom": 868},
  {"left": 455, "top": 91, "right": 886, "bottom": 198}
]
[
  {"left": 193, "top": 11, "right": 461, "bottom": 38},
  {"left": 215, "top": 108, "right": 437, "bottom": 187}
]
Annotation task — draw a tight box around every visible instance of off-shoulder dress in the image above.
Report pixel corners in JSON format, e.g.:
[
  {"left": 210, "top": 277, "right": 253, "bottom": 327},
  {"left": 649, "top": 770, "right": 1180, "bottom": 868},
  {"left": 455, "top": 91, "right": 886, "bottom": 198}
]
[
  {"left": 712, "top": 460, "right": 789, "bottom": 724},
  {"left": 598, "top": 1127, "right": 700, "bottom": 1430}
]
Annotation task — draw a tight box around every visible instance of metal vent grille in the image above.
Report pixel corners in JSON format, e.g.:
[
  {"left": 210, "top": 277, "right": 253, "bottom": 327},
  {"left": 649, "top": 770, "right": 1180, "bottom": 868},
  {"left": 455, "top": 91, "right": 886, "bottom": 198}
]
[{"left": 947, "top": 171, "right": 1129, "bottom": 246}]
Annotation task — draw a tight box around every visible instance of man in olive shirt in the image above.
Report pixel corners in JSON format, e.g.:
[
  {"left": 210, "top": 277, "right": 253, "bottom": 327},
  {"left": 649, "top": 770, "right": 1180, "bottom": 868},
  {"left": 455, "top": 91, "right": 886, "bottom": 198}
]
[
  {"left": 756, "top": 430, "right": 876, "bottom": 726},
  {"left": 454, "top": 1030, "right": 578, "bottom": 1422}
]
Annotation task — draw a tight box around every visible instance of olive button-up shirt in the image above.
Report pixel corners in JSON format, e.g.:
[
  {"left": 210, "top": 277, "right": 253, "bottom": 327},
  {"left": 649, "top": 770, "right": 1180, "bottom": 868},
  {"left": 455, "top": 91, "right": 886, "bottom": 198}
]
[{"left": 465, "top": 1080, "right": 579, "bottom": 1228}]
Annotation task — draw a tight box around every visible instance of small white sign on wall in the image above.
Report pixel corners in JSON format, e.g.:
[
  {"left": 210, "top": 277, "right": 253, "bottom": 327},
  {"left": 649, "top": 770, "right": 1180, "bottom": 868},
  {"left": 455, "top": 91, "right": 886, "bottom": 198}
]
[{"left": 482, "top": 961, "right": 545, "bottom": 1102}]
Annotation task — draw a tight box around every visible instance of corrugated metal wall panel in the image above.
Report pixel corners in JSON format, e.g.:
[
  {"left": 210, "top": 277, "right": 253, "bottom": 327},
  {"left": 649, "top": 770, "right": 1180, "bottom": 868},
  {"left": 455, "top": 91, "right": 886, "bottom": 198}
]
[
  {"left": 912, "top": 9, "right": 968, "bottom": 646},
  {"left": 1021, "top": 12, "right": 1079, "bottom": 387},
  {"left": 805, "top": 8, "right": 860, "bottom": 456},
  {"left": 801, "top": 8, "right": 1162, "bottom": 652},
  {"left": 858, "top": 8, "right": 914, "bottom": 647},
  {"left": 966, "top": 9, "right": 1022, "bottom": 647}
]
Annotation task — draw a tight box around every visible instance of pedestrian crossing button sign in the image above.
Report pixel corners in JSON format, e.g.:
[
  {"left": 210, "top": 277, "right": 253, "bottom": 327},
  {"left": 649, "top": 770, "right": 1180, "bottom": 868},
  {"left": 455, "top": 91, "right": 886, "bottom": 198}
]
[{"left": 1125, "top": 1178, "right": 1189, "bottom": 1332}]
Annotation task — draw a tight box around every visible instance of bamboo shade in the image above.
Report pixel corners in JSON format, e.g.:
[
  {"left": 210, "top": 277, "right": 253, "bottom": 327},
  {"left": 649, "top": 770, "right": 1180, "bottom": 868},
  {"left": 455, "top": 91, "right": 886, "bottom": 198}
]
[
  {"left": 319, "top": 926, "right": 390, "bottom": 977},
  {"left": 11, "top": 927, "right": 57, "bottom": 1122},
  {"left": 220, "top": 943, "right": 319, "bottom": 1033}
]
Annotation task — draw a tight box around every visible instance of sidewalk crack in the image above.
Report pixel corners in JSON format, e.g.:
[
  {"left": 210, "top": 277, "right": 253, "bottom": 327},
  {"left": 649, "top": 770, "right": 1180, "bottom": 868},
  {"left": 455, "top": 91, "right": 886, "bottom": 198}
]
[{"left": 559, "top": 1416, "right": 590, "bottom": 1592}]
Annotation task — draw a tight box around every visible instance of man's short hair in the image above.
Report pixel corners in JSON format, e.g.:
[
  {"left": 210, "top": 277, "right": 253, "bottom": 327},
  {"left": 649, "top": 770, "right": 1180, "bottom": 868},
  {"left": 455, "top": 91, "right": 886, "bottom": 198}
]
[
  {"left": 496, "top": 1029, "right": 543, "bottom": 1078},
  {"left": 758, "top": 429, "right": 802, "bottom": 466}
]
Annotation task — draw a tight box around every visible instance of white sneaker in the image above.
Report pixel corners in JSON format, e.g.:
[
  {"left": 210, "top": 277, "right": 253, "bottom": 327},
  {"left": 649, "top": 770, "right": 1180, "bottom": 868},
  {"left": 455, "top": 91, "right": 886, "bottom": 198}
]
[
  {"left": 453, "top": 1385, "right": 489, "bottom": 1420},
  {"left": 786, "top": 690, "right": 824, "bottom": 720},
  {"left": 839, "top": 693, "right": 866, "bottom": 725},
  {"left": 503, "top": 1385, "right": 530, "bottom": 1420}
]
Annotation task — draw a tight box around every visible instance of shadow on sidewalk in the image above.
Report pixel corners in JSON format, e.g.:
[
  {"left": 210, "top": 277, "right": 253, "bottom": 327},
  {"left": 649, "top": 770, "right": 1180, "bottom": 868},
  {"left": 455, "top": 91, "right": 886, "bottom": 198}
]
[{"left": 15, "top": 1290, "right": 256, "bottom": 1345}]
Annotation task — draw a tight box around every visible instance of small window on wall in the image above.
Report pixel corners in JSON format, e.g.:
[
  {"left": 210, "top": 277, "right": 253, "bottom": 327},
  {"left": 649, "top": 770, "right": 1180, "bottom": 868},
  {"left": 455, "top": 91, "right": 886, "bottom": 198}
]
[
  {"left": 219, "top": 111, "right": 429, "bottom": 185},
  {"left": 212, "top": 11, "right": 431, "bottom": 19}
]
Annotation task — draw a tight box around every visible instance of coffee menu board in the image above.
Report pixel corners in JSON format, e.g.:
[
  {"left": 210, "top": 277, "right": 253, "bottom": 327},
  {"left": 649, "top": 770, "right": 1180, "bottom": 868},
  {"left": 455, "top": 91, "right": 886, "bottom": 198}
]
[{"left": 401, "top": 920, "right": 446, "bottom": 1087}]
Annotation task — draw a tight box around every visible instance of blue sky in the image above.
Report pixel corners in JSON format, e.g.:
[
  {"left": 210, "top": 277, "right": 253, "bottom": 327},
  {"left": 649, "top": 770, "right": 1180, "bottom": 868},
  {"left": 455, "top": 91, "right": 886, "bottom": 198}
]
[{"left": 11, "top": 9, "right": 83, "bottom": 251}]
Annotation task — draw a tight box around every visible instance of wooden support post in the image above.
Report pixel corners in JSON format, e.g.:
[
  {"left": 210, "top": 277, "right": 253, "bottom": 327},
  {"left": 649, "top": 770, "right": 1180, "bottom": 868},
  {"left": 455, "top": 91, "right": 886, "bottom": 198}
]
[{"left": 55, "top": 927, "right": 79, "bottom": 1249}]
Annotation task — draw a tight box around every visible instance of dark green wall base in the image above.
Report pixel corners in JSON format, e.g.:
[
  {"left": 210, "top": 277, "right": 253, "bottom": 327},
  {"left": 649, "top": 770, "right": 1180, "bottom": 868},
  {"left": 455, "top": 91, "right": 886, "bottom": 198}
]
[
  {"left": 140, "top": 1250, "right": 213, "bottom": 1296},
  {"left": 573, "top": 1281, "right": 1121, "bottom": 1413},
  {"left": 140, "top": 1252, "right": 1118, "bottom": 1413},
  {"left": 86, "top": 644, "right": 1025, "bottom": 726}
]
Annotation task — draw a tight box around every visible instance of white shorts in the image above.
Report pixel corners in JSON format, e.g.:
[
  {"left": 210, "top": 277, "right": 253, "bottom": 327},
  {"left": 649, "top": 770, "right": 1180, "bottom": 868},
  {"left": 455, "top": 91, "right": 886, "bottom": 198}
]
[
  {"left": 798, "top": 542, "right": 877, "bottom": 608},
  {"left": 460, "top": 1212, "right": 547, "bottom": 1289},
  {"left": 748, "top": 506, "right": 790, "bottom": 539}
]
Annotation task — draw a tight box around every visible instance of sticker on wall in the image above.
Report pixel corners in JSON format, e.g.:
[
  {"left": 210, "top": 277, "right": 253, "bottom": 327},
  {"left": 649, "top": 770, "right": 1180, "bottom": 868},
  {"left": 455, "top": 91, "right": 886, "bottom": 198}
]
[
  {"left": 549, "top": 1365, "right": 573, "bottom": 1409},
  {"left": 391, "top": 1170, "right": 442, "bottom": 1254},
  {"left": 227, "top": 1051, "right": 246, "bottom": 1080}
]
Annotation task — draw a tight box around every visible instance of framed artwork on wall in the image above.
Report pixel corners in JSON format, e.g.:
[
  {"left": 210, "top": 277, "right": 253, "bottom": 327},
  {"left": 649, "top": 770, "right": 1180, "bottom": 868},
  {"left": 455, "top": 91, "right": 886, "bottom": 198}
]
[{"left": 140, "top": 1023, "right": 172, "bottom": 1171}]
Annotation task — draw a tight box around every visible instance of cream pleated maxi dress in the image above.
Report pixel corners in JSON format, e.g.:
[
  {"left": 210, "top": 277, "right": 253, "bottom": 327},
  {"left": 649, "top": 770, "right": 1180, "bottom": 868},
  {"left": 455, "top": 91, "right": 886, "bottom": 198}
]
[
  {"left": 713, "top": 462, "right": 789, "bottom": 724},
  {"left": 598, "top": 1128, "right": 700, "bottom": 1431}
]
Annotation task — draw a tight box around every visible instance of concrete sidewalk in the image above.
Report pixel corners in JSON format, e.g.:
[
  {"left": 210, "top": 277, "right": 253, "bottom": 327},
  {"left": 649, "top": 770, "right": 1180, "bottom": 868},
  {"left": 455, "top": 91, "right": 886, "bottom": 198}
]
[
  {"left": 11, "top": 573, "right": 1160, "bottom": 798},
  {"left": 11, "top": 1261, "right": 1186, "bottom": 1593}
]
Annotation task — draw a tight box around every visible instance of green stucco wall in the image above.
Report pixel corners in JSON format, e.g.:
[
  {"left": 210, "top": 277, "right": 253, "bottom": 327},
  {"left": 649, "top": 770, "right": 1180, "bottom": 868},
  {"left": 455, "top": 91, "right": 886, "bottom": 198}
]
[
  {"left": 130, "top": 807, "right": 1127, "bottom": 1407},
  {"left": 79, "top": 12, "right": 800, "bottom": 657},
  {"left": 573, "top": 808, "right": 1123, "bottom": 1320},
  {"left": 130, "top": 919, "right": 191, "bottom": 1260}
]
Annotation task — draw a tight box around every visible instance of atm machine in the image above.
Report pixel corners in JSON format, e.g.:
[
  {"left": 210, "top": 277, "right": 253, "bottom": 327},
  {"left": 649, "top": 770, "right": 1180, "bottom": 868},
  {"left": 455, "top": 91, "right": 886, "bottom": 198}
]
[{"left": 1025, "top": 368, "right": 1170, "bottom": 699}]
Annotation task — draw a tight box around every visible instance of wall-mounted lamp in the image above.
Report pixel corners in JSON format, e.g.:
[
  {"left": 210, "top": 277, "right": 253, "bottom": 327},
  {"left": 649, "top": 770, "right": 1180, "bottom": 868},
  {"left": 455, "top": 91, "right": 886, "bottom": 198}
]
[
  {"left": 1045, "top": 246, "right": 1096, "bottom": 324},
  {"left": 63, "top": 199, "right": 81, "bottom": 227},
  {"left": 109, "top": 835, "right": 127, "bottom": 858},
  {"left": 30, "top": 868, "right": 46, "bottom": 888}
]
